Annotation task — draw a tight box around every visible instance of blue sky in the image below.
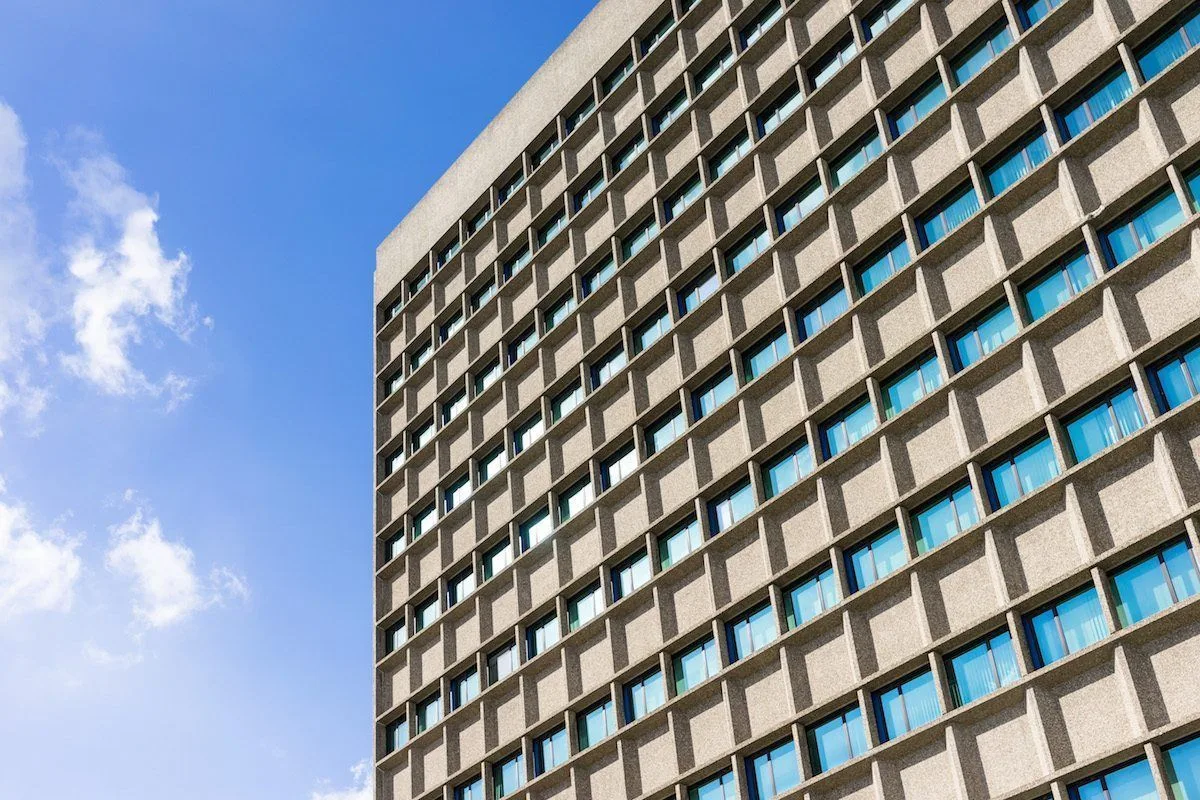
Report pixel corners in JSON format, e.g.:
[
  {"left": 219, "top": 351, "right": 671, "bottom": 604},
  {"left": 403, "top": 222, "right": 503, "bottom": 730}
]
[{"left": 0, "top": 1, "right": 595, "bottom": 797}]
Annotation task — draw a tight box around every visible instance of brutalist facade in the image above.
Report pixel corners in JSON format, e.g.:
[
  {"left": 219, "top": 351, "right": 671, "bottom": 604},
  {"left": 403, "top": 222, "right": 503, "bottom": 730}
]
[{"left": 373, "top": 0, "right": 1200, "bottom": 798}]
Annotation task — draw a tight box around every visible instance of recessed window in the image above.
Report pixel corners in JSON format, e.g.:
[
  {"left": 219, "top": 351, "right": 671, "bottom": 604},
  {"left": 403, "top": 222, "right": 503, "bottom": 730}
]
[
  {"left": 821, "top": 397, "right": 877, "bottom": 458},
  {"left": 692, "top": 368, "right": 736, "bottom": 419},
  {"left": 442, "top": 391, "right": 467, "bottom": 425},
  {"left": 440, "top": 311, "right": 464, "bottom": 343},
  {"left": 1111, "top": 538, "right": 1200, "bottom": 627},
  {"left": 746, "top": 737, "right": 801, "bottom": 800},
  {"left": 582, "top": 256, "right": 616, "bottom": 296},
  {"left": 1136, "top": 7, "right": 1200, "bottom": 81},
  {"left": 601, "top": 443, "right": 638, "bottom": 488},
  {"left": 950, "top": 303, "right": 1017, "bottom": 370},
  {"left": 470, "top": 279, "right": 496, "bottom": 310},
  {"left": 574, "top": 172, "right": 606, "bottom": 211},
  {"left": 410, "top": 341, "right": 432, "bottom": 372},
  {"left": 487, "top": 641, "right": 518, "bottom": 684},
  {"left": 727, "top": 602, "right": 777, "bottom": 661},
  {"left": 743, "top": 326, "right": 790, "bottom": 382},
  {"left": 882, "top": 353, "right": 942, "bottom": 418},
  {"left": 807, "top": 705, "right": 868, "bottom": 773},
  {"left": 846, "top": 526, "right": 906, "bottom": 592},
  {"left": 1065, "top": 385, "right": 1145, "bottom": 462},
  {"left": 447, "top": 568, "right": 475, "bottom": 608},
  {"left": 578, "top": 699, "right": 616, "bottom": 750},
  {"left": 383, "top": 297, "right": 402, "bottom": 322},
  {"left": 673, "top": 636, "right": 720, "bottom": 694},
  {"left": 689, "top": 771, "right": 737, "bottom": 800},
  {"left": 385, "top": 620, "right": 407, "bottom": 653},
  {"left": 467, "top": 206, "right": 491, "bottom": 237},
  {"left": 709, "top": 480, "right": 755, "bottom": 533},
  {"left": 414, "top": 595, "right": 439, "bottom": 632},
  {"left": 622, "top": 216, "right": 659, "bottom": 260},
  {"left": 635, "top": 307, "right": 671, "bottom": 352},
  {"left": 436, "top": 238, "right": 460, "bottom": 268},
  {"left": 409, "top": 268, "right": 430, "bottom": 295},
  {"left": 551, "top": 381, "right": 583, "bottom": 422},
  {"left": 810, "top": 35, "right": 857, "bottom": 89},
  {"left": 591, "top": 346, "right": 627, "bottom": 388},
  {"left": 411, "top": 420, "right": 434, "bottom": 453},
  {"left": 784, "top": 565, "right": 838, "bottom": 628},
  {"left": 537, "top": 211, "right": 566, "bottom": 247},
  {"left": 652, "top": 90, "right": 689, "bottom": 135},
  {"left": 624, "top": 669, "right": 666, "bottom": 722},
  {"left": 642, "top": 13, "right": 676, "bottom": 55},
  {"left": 659, "top": 516, "right": 702, "bottom": 569},
  {"left": 1057, "top": 67, "right": 1133, "bottom": 142},
  {"left": 799, "top": 281, "right": 849, "bottom": 339},
  {"left": 444, "top": 474, "right": 471, "bottom": 512},
  {"left": 985, "top": 127, "right": 1052, "bottom": 196},
  {"left": 557, "top": 477, "right": 594, "bottom": 522},
  {"left": 665, "top": 173, "right": 704, "bottom": 221},
  {"left": 1025, "top": 584, "right": 1107, "bottom": 667},
  {"left": 709, "top": 132, "right": 751, "bottom": 181},
  {"left": 947, "top": 630, "right": 1020, "bottom": 706},
  {"left": 454, "top": 777, "right": 483, "bottom": 800},
  {"left": 614, "top": 133, "right": 647, "bottom": 173},
  {"left": 985, "top": 435, "right": 1060, "bottom": 509},
  {"left": 544, "top": 293, "right": 576, "bottom": 332},
  {"left": 386, "top": 717, "right": 409, "bottom": 753},
  {"left": 763, "top": 439, "right": 814, "bottom": 498},
  {"left": 412, "top": 504, "right": 437, "bottom": 540},
  {"left": 1188, "top": 164, "right": 1200, "bottom": 212},
  {"left": 647, "top": 407, "right": 686, "bottom": 455},
  {"left": 384, "top": 370, "right": 404, "bottom": 398},
  {"left": 565, "top": 94, "right": 596, "bottom": 133},
  {"left": 776, "top": 177, "right": 825, "bottom": 233},
  {"left": 1016, "top": 0, "right": 1062, "bottom": 28},
  {"left": 831, "top": 131, "right": 884, "bottom": 187},
  {"left": 612, "top": 550, "right": 651, "bottom": 601},
  {"left": 514, "top": 413, "right": 545, "bottom": 454},
  {"left": 890, "top": 77, "right": 947, "bottom": 137},
  {"left": 913, "top": 482, "right": 978, "bottom": 554},
  {"left": 1163, "top": 733, "right": 1200, "bottom": 797},
  {"left": 1021, "top": 248, "right": 1094, "bottom": 321},
  {"left": 482, "top": 539, "right": 512, "bottom": 580},
  {"left": 951, "top": 21, "right": 1012, "bottom": 86},
  {"left": 526, "top": 613, "right": 560, "bottom": 658},
  {"left": 518, "top": 508, "right": 552, "bottom": 551},
  {"left": 695, "top": 46, "right": 734, "bottom": 93},
  {"left": 415, "top": 692, "right": 441, "bottom": 733},
  {"left": 385, "top": 532, "right": 405, "bottom": 562},
  {"left": 533, "top": 725, "right": 568, "bottom": 776},
  {"left": 863, "top": 0, "right": 915, "bottom": 41},
  {"left": 450, "top": 667, "right": 479, "bottom": 710},
  {"left": 498, "top": 170, "right": 525, "bottom": 205},
  {"left": 678, "top": 267, "right": 720, "bottom": 314},
  {"left": 492, "top": 751, "right": 525, "bottom": 798},
  {"left": 508, "top": 326, "right": 538, "bottom": 365},
  {"left": 855, "top": 235, "right": 911, "bottom": 295},
  {"left": 568, "top": 582, "right": 603, "bottom": 630},
  {"left": 1100, "top": 188, "right": 1186, "bottom": 267},
  {"left": 603, "top": 55, "right": 635, "bottom": 95},
  {"left": 873, "top": 668, "right": 940, "bottom": 742},
  {"left": 531, "top": 134, "right": 559, "bottom": 169},
  {"left": 503, "top": 244, "right": 531, "bottom": 279},
  {"left": 741, "top": 2, "right": 783, "bottom": 48},
  {"left": 1070, "top": 759, "right": 1156, "bottom": 800},
  {"left": 1149, "top": 340, "right": 1200, "bottom": 412},
  {"left": 756, "top": 82, "right": 802, "bottom": 136},
  {"left": 477, "top": 446, "right": 506, "bottom": 484},
  {"left": 918, "top": 184, "right": 980, "bottom": 248}
]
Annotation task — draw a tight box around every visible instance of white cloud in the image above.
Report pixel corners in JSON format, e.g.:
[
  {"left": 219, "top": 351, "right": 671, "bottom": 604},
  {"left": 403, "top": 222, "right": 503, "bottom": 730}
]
[
  {"left": 311, "top": 760, "right": 373, "bottom": 800},
  {"left": 0, "top": 495, "right": 82, "bottom": 620},
  {"left": 82, "top": 641, "right": 143, "bottom": 670}
]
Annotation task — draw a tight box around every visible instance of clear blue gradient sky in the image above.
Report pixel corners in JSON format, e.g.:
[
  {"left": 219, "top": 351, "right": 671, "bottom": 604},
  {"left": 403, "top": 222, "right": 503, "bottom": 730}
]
[{"left": 0, "top": 1, "right": 595, "bottom": 797}]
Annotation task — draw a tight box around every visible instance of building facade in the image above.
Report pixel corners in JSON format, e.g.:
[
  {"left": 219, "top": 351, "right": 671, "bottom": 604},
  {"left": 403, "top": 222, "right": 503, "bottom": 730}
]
[{"left": 373, "top": 0, "right": 1200, "bottom": 798}]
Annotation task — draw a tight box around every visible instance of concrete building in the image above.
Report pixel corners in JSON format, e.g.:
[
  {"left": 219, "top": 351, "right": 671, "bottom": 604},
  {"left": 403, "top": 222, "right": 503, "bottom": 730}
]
[{"left": 373, "top": 0, "right": 1200, "bottom": 798}]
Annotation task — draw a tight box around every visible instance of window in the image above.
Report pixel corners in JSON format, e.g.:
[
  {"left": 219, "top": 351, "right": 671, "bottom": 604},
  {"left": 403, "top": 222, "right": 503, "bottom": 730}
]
[
  {"left": 533, "top": 726, "right": 568, "bottom": 776},
  {"left": 665, "top": 174, "right": 703, "bottom": 221},
  {"left": 635, "top": 307, "right": 671, "bottom": 351},
  {"left": 582, "top": 256, "right": 616, "bottom": 296},
  {"left": 1150, "top": 340, "right": 1200, "bottom": 411},
  {"left": 591, "top": 346, "right": 627, "bottom": 388},
  {"left": 492, "top": 752, "right": 525, "bottom": 798},
  {"left": 565, "top": 94, "right": 596, "bottom": 133},
  {"left": 808, "top": 706, "right": 868, "bottom": 773},
  {"left": 574, "top": 172, "right": 606, "bottom": 211},
  {"left": 695, "top": 47, "right": 734, "bottom": 93},
  {"left": 384, "top": 370, "right": 404, "bottom": 398},
  {"left": 526, "top": 613, "right": 559, "bottom": 657},
  {"left": 412, "top": 504, "right": 437, "bottom": 539},
  {"left": 1017, "top": 0, "right": 1062, "bottom": 27},
  {"left": 558, "top": 477, "right": 594, "bottom": 522},
  {"left": 947, "top": 630, "right": 1020, "bottom": 706},
  {"left": 756, "top": 83, "right": 802, "bottom": 136},
  {"left": 743, "top": 326, "right": 790, "bottom": 381},
  {"left": 1026, "top": 585, "right": 1107, "bottom": 667},
  {"left": 442, "top": 391, "right": 467, "bottom": 424},
  {"left": 450, "top": 668, "right": 479, "bottom": 710},
  {"left": 1065, "top": 386, "right": 1146, "bottom": 462},
  {"left": 741, "top": 2, "right": 783, "bottom": 48},
  {"left": 727, "top": 602, "right": 778, "bottom": 661},
  {"left": 471, "top": 279, "right": 496, "bottom": 310},
  {"left": 951, "top": 303, "right": 1017, "bottom": 370},
  {"left": 831, "top": 131, "right": 884, "bottom": 187},
  {"left": 690, "top": 772, "right": 737, "bottom": 800},
  {"left": 415, "top": 693, "right": 441, "bottom": 733},
  {"left": 652, "top": 90, "right": 689, "bottom": 134},
  {"left": 577, "top": 699, "right": 616, "bottom": 749},
  {"left": 673, "top": 636, "right": 720, "bottom": 694},
  {"left": 440, "top": 311, "right": 464, "bottom": 343},
  {"left": 444, "top": 475, "right": 471, "bottom": 512},
  {"left": 1189, "top": 164, "right": 1200, "bottom": 212},
  {"left": 551, "top": 381, "right": 583, "bottom": 422},
  {"left": 544, "top": 294, "right": 576, "bottom": 332},
  {"left": 503, "top": 244, "right": 531, "bottom": 279},
  {"left": 386, "top": 717, "right": 409, "bottom": 753},
  {"left": 603, "top": 56, "right": 635, "bottom": 95},
  {"left": 467, "top": 206, "right": 491, "bottom": 237},
  {"left": 693, "top": 368, "right": 736, "bottom": 419},
  {"left": 568, "top": 582, "right": 603, "bottom": 630},
  {"left": 531, "top": 134, "right": 559, "bottom": 169},
  {"left": 874, "top": 669, "right": 940, "bottom": 742},
  {"left": 601, "top": 443, "right": 638, "bottom": 488},
  {"left": 1165, "top": 734, "right": 1200, "bottom": 800},
  {"left": 659, "top": 517, "right": 702, "bottom": 569},
  {"left": 624, "top": 669, "right": 666, "bottom": 722},
  {"left": 776, "top": 178, "right": 825, "bottom": 233},
  {"left": 1101, "top": 188, "right": 1186, "bottom": 266},
  {"left": 747, "top": 738, "right": 801, "bottom": 800},
  {"left": 410, "top": 341, "right": 432, "bottom": 372},
  {"left": 1057, "top": 68, "right": 1133, "bottom": 141},
  {"left": 519, "top": 508, "right": 552, "bottom": 551},
  {"left": 882, "top": 353, "right": 942, "bottom": 418},
  {"left": 985, "top": 128, "right": 1052, "bottom": 196},
  {"left": 454, "top": 778, "right": 483, "bottom": 800},
  {"left": 709, "top": 132, "right": 751, "bottom": 180},
  {"left": 642, "top": 13, "right": 675, "bottom": 55},
  {"left": 647, "top": 407, "right": 686, "bottom": 455},
  {"left": 414, "top": 595, "right": 438, "bottom": 632},
  {"left": 855, "top": 236, "right": 911, "bottom": 294},
  {"left": 537, "top": 211, "right": 566, "bottom": 247},
  {"left": 821, "top": 398, "right": 877, "bottom": 458},
  {"left": 810, "top": 35, "right": 857, "bottom": 89},
  {"left": 385, "top": 532, "right": 405, "bottom": 562},
  {"left": 709, "top": 480, "right": 755, "bottom": 533},
  {"left": 614, "top": 134, "right": 647, "bottom": 173},
  {"left": 478, "top": 446, "right": 506, "bottom": 483},
  {"left": 514, "top": 413, "right": 545, "bottom": 454},
  {"left": 411, "top": 420, "right": 434, "bottom": 453},
  {"left": 918, "top": 184, "right": 980, "bottom": 248},
  {"left": 385, "top": 620, "right": 407, "bottom": 653},
  {"left": 1022, "top": 249, "right": 1095, "bottom": 321},
  {"left": 764, "top": 440, "right": 814, "bottom": 498},
  {"left": 498, "top": 170, "right": 525, "bottom": 205},
  {"left": 913, "top": 483, "right": 979, "bottom": 554},
  {"left": 1111, "top": 539, "right": 1200, "bottom": 627},
  {"left": 384, "top": 297, "right": 402, "bottom": 322},
  {"left": 508, "top": 327, "right": 537, "bottom": 365},
  {"left": 679, "top": 267, "right": 720, "bottom": 314},
  {"left": 951, "top": 21, "right": 1013, "bottom": 86},
  {"left": 864, "top": 0, "right": 915, "bottom": 40},
  {"left": 1069, "top": 759, "right": 1156, "bottom": 800},
  {"left": 889, "top": 77, "right": 947, "bottom": 137},
  {"left": 487, "top": 641, "right": 518, "bottom": 684},
  {"left": 986, "top": 435, "right": 1060, "bottom": 509},
  {"left": 784, "top": 565, "right": 839, "bottom": 628},
  {"left": 612, "top": 551, "right": 651, "bottom": 601},
  {"left": 799, "top": 281, "right": 849, "bottom": 339},
  {"left": 409, "top": 268, "right": 430, "bottom": 295},
  {"left": 622, "top": 216, "right": 659, "bottom": 260},
  {"left": 482, "top": 539, "right": 512, "bottom": 580},
  {"left": 847, "top": 526, "right": 907, "bottom": 592},
  {"left": 1137, "top": 7, "right": 1200, "bottom": 81}
]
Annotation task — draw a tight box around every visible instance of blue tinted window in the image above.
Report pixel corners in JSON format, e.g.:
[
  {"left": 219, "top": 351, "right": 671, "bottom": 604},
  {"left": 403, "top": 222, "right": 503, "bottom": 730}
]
[
  {"left": 874, "top": 669, "right": 940, "bottom": 742},
  {"left": 1069, "top": 758, "right": 1156, "bottom": 800},
  {"left": 952, "top": 22, "right": 1013, "bottom": 85},
  {"left": 918, "top": 184, "right": 981, "bottom": 247},
  {"left": 642, "top": 14, "right": 675, "bottom": 55},
  {"left": 986, "top": 129, "right": 1052, "bottom": 196},
  {"left": 1150, "top": 341, "right": 1200, "bottom": 411},
  {"left": 1111, "top": 539, "right": 1200, "bottom": 627},
  {"left": 913, "top": 483, "right": 979, "bottom": 554},
  {"left": 808, "top": 706, "right": 868, "bottom": 773},
  {"left": 493, "top": 752, "right": 525, "bottom": 797},
  {"left": 652, "top": 91, "right": 689, "bottom": 134},
  {"left": 1165, "top": 734, "right": 1200, "bottom": 800},
  {"left": 947, "top": 630, "right": 1020, "bottom": 706},
  {"left": 743, "top": 327, "right": 790, "bottom": 381},
  {"left": 822, "top": 398, "right": 878, "bottom": 457},
  {"left": 800, "top": 282, "right": 850, "bottom": 339},
  {"left": 710, "top": 132, "right": 751, "bottom": 180},
  {"left": 577, "top": 699, "right": 616, "bottom": 749},
  {"left": 679, "top": 268, "right": 720, "bottom": 314},
  {"left": 1101, "top": 189, "right": 1186, "bottom": 266},
  {"left": 882, "top": 353, "right": 942, "bottom": 418},
  {"left": 693, "top": 368, "right": 736, "bottom": 419},
  {"left": 710, "top": 480, "right": 755, "bottom": 533},
  {"left": 832, "top": 132, "right": 885, "bottom": 186},
  {"left": 810, "top": 36, "right": 857, "bottom": 89},
  {"left": 582, "top": 256, "right": 616, "bottom": 296},
  {"left": 741, "top": 3, "right": 783, "bottom": 49},
  {"left": 659, "top": 517, "right": 702, "bottom": 569},
  {"left": 776, "top": 178, "right": 825, "bottom": 232},
  {"left": 1057, "top": 69, "right": 1133, "bottom": 141},
  {"left": 951, "top": 303, "right": 1018, "bottom": 369},
  {"left": 454, "top": 778, "right": 484, "bottom": 800},
  {"left": 695, "top": 47, "right": 734, "bottom": 93},
  {"left": 1065, "top": 387, "right": 1145, "bottom": 462},
  {"left": 1022, "top": 249, "right": 1095, "bottom": 321},
  {"left": 689, "top": 771, "right": 737, "bottom": 800},
  {"left": 636, "top": 307, "right": 671, "bottom": 352},
  {"left": 727, "top": 225, "right": 771, "bottom": 274},
  {"left": 764, "top": 440, "right": 814, "bottom": 498},
  {"left": 622, "top": 216, "right": 660, "bottom": 260},
  {"left": 727, "top": 602, "right": 778, "bottom": 661},
  {"left": 612, "top": 551, "right": 650, "bottom": 600},
  {"left": 624, "top": 669, "right": 666, "bottom": 721},
  {"left": 647, "top": 408, "right": 686, "bottom": 455},
  {"left": 1136, "top": 8, "right": 1200, "bottom": 81},
  {"left": 847, "top": 526, "right": 907, "bottom": 592},
  {"left": 864, "top": 0, "right": 915, "bottom": 40},
  {"left": 986, "top": 436, "right": 1060, "bottom": 509},
  {"left": 1018, "top": 0, "right": 1062, "bottom": 27},
  {"left": 856, "top": 236, "right": 912, "bottom": 294},
  {"left": 757, "top": 83, "right": 802, "bottom": 135},
  {"left": 747, "top": 738, "right": 801, "bottom": 800},
  {"left": 666, "top": 174, "right": 704, "bottom": 221},
  {"left": 533, "top": 726, "right": 568, "bottom": 775},
  {"left": 1026, "top": 585, "right": 1107, "bottom": 668},
  {"left": 785, "top": 566, "right": 838, "bottom": 628},
  {"left": 890, "top": 78, "right": 947, "bottom": 137},
  {"left": 673, "top": 636, "right": 720, "bottom": 694}
]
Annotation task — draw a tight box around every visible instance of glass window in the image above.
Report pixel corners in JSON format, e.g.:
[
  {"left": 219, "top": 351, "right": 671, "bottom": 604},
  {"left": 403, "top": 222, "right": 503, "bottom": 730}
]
[
  {"left": 874, "top": 669, "right": 941, "bottom": 742},
  {"left": 385, "top": 448, "right": 405, "bottom": 478},
  {"left": 384, "top": 369, "right": 404, "bottom": 398},
  {"left": 411, "top": 420, "right": 434, "bottom": 453},
  {"left": 537, "top": 211, "right": 566, "bottom": 247},
  {"left": 659, "top": 517, "right": 702, "bottom": 569},
  {"left": 565, "top": 94, "right": 595, "bottom": 134},
  {"left": 832, "top": 131, "right": 884, "bottom": 187},
  {"left": 603, "top": 55, "right": 635, "bottom": 95},
  {"left": 415, "top": 692, "right": 441, "bottom": 732},
  {"left": 695, "top": 46, "right": 734, "bottom": 93},
  {"left": 414, "top": 595, "right": 439, "bottom": 632},
  {"left": 743, "top": 327, "right": 790, "bottom": 381},
  {"left": 558, "top": 477, "right": 594, "bottom": 522},
  {"left": 1069, "top": 758, "right": 1156, "bottom": 800},
  {"left": 601, "top": 443, "right": 638, "bottom": 489},
  {"left": 1165, "top": 733, "right": 1200, "bottom": 800},
  {"left": 951, "top": 303, "right": 1018, "bottom": 370},
  {"left": 947, "top": 630, "right": 1021, "bottom": 706},
  {"left": 1022, "top": 249, "right": 1095, "bottom": 321},
  {"left": 741, "top": 3, "right": 783, "bottom": 48},
  {"left": 747, "top": 738, "right": 801, "bottom": 800},
  {"left": 1111, "top": 538, "right": 1200, "bottom": 627},
  {"left": 764, "top": 439, "right": 814, "bottom": 498},
  {"left": 985, "top": 128, "right": 1052, "bottom": 196},
  {"left": 882, "top": 353, "right": 942, "bottom": 418},
  {"left": 591, "top": 346, "right": 627, "bottom": 388},
  {"left": 635, "top": 307, "right": 671, "bottom": 352},
  {"left": 986, "top": 435, "right": 1060, "bottom": 509},
  {"left": 503, "top": 245, "right": 531, "bottom": 280},
  {"left": 577, "top": 699, "right": 616, "bottom": 749},
  {"left": 673, "top": 636, "right": 721, "bottom": 694},
  {"left": 383, "top": 297, "right": 402, "bottom": 322},
  {"left": 951, "top": 21, "right": 1013, "bottom": 86},
  {"left": 1026, "top": 585, "right": 1108, "bottom": 667},
  {"left": 624, "top": 669, "right": 666, "bottom": 722},
  {"left": 444, "top": 475, "right": 471, "bottom": 512},
  {"left": 1137, "top": 7, "right": 1200, "bottom": 81},
  {"left": 531, "top": 134, "right": 559, "bottom": 170},
  {"left": 533, "top": 726, "right": 568, "bottom": 776},
  {"left": 622, "top": 216, "right": 659, "bottom": 260},
  {"left": 800, "top": 281, "right": 850, "bottom": 339},
  {"left": 821, "top": 398, "right": 878, "bottom": 458},
  {"left": 776, "top": 177, "right": 826, "bottom": 233},
  {"left": 412, "top": 504, "right": 437, "bottom": 540},
  {"left": 386, "top": 717, "right": 409, "bottom": 752},
  {"left": 514, "top": 413, "right": 545, "bottom": 454},
  {"left": 1101, "top": 188, "right": 1186, "bottom": 266},
  {"left": 454, "top": 778, "right": 483, "bottom": 800},
  {"left": 410, "top": 268, "right": 430, "bottom": 295},
  {"left": 864, "top": 0, "right": 915, "bottom": 40},
  {"left": 385, "top": 532, "right": 405, "bottom": 563},
  {"left": 497, "top": 170, "right": 525, "bottom": 205},
  {"left": 710, "top": 132, "right": 751, "bottom": 180},
  {"left": 1057, "top": 68, "right": 1134, "bottom": 141},
  {"left": 442, "top": 391, "right": 467, "bottom": 424},
  {"left": 385, "top": 620, "right": 407, "bottom": 654},
  {"left": 450, "top": 668, "right": 479, "bottom": 710},
  {"left": 614, "top": 134, "right": 647, "bottom": 173},
  {"left": 727, "top": 602, "right": 778, "bottom": 662},
  {"left": 526, "top": 613, "right": 559, "bottom": 658},
  {"left": 478, "top": 446, "right": 506, "bottom": 484},
  {"left": 690, "top": 771, "right": 737, "bottom": 800},
  {"left": 757, "top": 83, "right": 802, "bottom": 136},
  {"left": 1150, "top": 340, "right": 1200, "bottom": 411},
  {"left": 652, "top": 90, "right": 689, "bottom": 134},
  {"left": 492, "top": 752, "right": 525, "bottom": 798},
  {"left": 582, "top": 256, "right": 616, "bottom": 296},
  {"left": 1017, "top": 0, "right": 1062, "bottom": 27},
  {"left": 1065, "top": 386, "right": 1146, "bottom": 462},
  {"left": 784, "top": 565, "right": 839, "bottom": 628},
  {"left": 808, "top": 705, "right": 868, "bottom": 773},
  {"left": 847, "top": 526, "right": 907, "bottom": 592},
  {"left": 612, "top": 551, "right": 651, "bottom": 601},
  {"left": 410, "top": 341, "right": 432, "bottom": 372},
  {"left": 568, "top": 582, "right": 603, "bottom": 630},
  {"left": 508, "top": 326, "right": 537, "bottom": 364},
  {"left": 665, "top": 174, "right": 704, "bottom": 222},
  {"left": 440, "top": 311, "right": 463, "bottom": 342},
  {"left": 889, "top": 77, "right": 947, "bottom": 137},
  {"left": 693, "top": 368, "right": 736, "bottom": 419},
  {"left": 647, "top": 407, "right": 686, "bottom": 455},
  {"left": 709, "top": 480, "right": 755, "bottom": 533},
  {"left": 574, "top": 172, "right": 606, "bottom": 211},
  {"left": 467, "top": 205, "right": 491, "bottom": 237},
  {"left": 913, "top": 483, "right": 979, "bottom": 554},
  {"left": 551, "top": 381, "right": 583, "bottom": 422},
  {"left": 679, "top": 267, "right": 720, "bottom": 314},
  {"left": 855, "top": 236, "right": 912, "bottom": 295},
  {"left": 642, "top": 13, "right": 675, "bottom": 54},
  {"left": 810, "top": 35, "right": 857, "bottom": 89},
  {"left": 519, "top": 508, "right": 552, "bottom": 551},
  {"left": 487, "top": 641, "right": 518, "bottom": 684},
  {"left": 726, "top": 224, "right": 771, "bottom": 274},
  {"left": 482, "top": 539, "right": 512, "bottom": 580},
  {"left": 918, "top": 184, "right": 980, "bottom": 248},
  {"left": 471, "top": 279, "right": 496, "bottom": 310}
]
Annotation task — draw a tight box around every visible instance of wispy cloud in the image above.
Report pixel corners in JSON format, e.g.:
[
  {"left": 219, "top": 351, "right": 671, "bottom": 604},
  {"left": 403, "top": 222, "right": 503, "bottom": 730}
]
[
  {"left": 0, "top": 491, "right": 82, "bottom": 621},
  {"left": 311, "top": 760, "right": 373, "bottom": 800}
]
